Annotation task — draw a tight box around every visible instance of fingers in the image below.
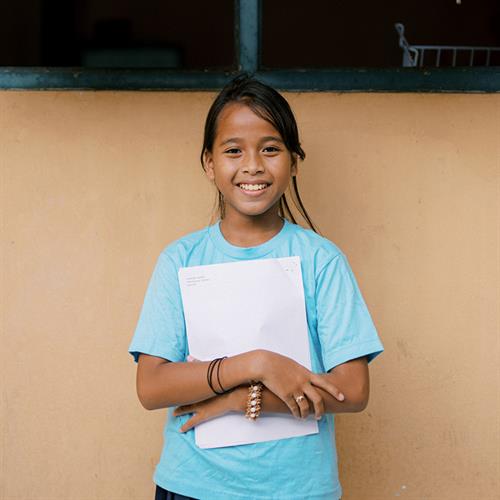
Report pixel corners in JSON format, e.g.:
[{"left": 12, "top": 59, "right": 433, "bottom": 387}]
[
  {"left": 172, "top": 405, "right": 194, "bottom": 432},
  {"left": 179, "top": 415, "right": 199, "bottom": 432},
  {"left": 285, "top": 396, "right": 301, "bottom": 419},
  {"left": 287, "top": 393, "right": 312, "bottom": 419},
  {"left": 173, "top": 405, "right": 192, "bottom": 417},
  {"left": 310, "top": 374, "right": 345, "bottom": 402},
  {"left": 174, "top": 405, "right": 201, "bottom": 432},
  {"left": 293, "top": 394, "right": 310, "bottom": 419},
  {"left": 303, "top": 385, "right": 325, "bottom": 420}
]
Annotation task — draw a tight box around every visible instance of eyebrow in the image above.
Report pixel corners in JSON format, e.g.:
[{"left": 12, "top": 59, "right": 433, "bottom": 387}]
[{"left": 219, "top": 136, "right": 284, "bottom": 147}]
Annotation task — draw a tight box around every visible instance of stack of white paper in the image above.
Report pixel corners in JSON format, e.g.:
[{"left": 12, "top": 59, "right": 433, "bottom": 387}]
[{"left": 178, "top": 256, "right": 318, "bottom": 449}]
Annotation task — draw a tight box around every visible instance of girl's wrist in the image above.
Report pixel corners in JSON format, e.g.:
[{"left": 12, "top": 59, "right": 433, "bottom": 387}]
[
  {"left": 248, "top": 349, "right": 269, "bottom": 382},
  {"left": 220, "top": 350, "right": 266, "bottom": 389},
  {"left": 229, "top": 386, "right": 249, "bottom": 413}
]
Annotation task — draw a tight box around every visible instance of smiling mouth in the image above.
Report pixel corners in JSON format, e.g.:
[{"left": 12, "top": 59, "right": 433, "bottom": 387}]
[{"left": 238, "top": 183, "right": 269, "bottom": 191}]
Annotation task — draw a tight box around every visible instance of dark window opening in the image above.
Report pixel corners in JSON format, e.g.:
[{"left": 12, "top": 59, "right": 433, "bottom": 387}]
[
  {"left": 0, "top": 0, "right": 235, "bottom": 69},
  {"left": 261, "top": 0, "right": 500, "bottom": 68}
]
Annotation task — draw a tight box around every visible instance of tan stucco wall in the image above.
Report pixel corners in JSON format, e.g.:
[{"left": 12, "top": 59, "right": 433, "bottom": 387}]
[{"left": 1, "top": 91, "right": 498, "bottom": 500}]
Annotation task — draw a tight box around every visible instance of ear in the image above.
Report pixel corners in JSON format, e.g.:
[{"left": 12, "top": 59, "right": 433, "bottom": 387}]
[
  {"left": 290, "top": 153, "right": 298, "bottom": 177},
  {"left": 203, "top": 150, "right": 215, "bottom": 181}
]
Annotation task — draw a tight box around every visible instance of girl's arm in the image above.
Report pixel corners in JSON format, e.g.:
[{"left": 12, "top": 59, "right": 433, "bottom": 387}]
[
  {"left": 173, "top": 357, "right": 369, "bottom": 432},
  {"left": 256, "top": 356, "right": 369, "bottom": 414},
  {"left": 136, "top": 351, "right": 258, "bottom": 410},
  {"left": 135, "top": 349, "right": 344, "bottom": 417}
]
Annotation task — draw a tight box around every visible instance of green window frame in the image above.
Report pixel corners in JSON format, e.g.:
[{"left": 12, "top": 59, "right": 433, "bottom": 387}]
[{"left": 1, "top": 0, "right": 498, "bottom": 92}]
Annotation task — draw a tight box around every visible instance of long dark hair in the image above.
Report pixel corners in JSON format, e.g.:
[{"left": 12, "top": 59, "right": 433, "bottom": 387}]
[{"left": 200, "top": 74, "right": 318, "bottom": 233}]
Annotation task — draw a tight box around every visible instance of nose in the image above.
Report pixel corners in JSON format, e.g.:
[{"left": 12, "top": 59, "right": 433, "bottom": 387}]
[{"left": 242, "top": 152, "right": 264, "bottom": 175}]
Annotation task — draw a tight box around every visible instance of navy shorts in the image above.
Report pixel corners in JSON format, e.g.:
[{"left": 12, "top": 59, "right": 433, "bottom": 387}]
[
  {"left": 155, "top": 483, "right": 341, "bottom": 499},
  {"left": 155, "top": 484, "right": 198, "bottom": 500}
]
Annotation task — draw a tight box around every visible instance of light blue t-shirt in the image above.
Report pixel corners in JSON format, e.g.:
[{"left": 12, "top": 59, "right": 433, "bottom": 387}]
[{"left": 129, "top": 219, "right": 384, "bottom": 500}]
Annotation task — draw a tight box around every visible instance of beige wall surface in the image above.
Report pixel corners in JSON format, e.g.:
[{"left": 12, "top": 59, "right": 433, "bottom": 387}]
[{"left": 1, "top": 91, "right": 498, "bottom": 500}]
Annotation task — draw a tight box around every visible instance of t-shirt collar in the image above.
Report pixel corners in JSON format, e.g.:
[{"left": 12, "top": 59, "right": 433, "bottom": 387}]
[{"left": 209, "top": 218, "right": 291, "bottom": 259}]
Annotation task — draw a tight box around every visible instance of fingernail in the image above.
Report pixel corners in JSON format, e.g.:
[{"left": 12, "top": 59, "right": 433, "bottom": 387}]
[{"left": 339, "top": 393, "right": 345, "bottom": 401}]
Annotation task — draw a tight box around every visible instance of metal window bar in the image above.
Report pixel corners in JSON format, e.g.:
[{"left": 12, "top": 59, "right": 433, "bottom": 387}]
[{"left": 395, "top": 23, "right": 500, "bottom": 67}]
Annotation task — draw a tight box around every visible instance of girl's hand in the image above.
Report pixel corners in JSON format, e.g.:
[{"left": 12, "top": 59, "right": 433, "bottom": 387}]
[
  {"left": 173, "top": 388, "right": 245, "bottom": 432},
  {"left": 255, "top": 350, "right": 344, "bottom": 420}
]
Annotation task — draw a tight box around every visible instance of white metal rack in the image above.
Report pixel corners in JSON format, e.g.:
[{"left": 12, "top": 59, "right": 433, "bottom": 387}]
[{"left": 395, "top": 23, "right": 500, "bottom": 67}]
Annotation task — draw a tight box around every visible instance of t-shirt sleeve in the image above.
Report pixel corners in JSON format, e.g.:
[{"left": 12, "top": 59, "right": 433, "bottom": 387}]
[
  {"left": 128, "top": 252, "right": 186, "bottom": 363},
  {"left": 316, "top": 252, "right": 384, "bottom": 372}
]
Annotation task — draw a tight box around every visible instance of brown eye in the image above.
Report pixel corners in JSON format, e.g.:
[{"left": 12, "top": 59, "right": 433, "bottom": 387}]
[{"left": 263, "top": 146, "right": 280, "bottom": 153}]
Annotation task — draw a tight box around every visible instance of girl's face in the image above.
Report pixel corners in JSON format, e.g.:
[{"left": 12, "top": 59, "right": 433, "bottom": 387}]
[{"left": 203, "top": 102, "right": 297, "bottom": 222}]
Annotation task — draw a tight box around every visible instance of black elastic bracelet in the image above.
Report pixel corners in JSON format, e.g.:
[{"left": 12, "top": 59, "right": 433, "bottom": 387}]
[
  {"left": 215, "top": 356, "right": 228, "bottom": 394},
  {"left": 207, "top": 357, "right": 227, "bottom": 395},
  {"left": 207, "top": 358, "right": 219, "bottom": 395},
  {"left": 211, "top": 357, "right": 225, "bottom": 395}
]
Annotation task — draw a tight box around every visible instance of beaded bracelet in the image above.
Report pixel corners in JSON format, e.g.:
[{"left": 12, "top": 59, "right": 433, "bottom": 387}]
[{"left": 245, "top": 382, "right": 263, "bottom": 421}]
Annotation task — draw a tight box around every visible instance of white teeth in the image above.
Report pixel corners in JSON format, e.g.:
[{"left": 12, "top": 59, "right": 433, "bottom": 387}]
[{"left": 239, "top": 183, "right": 267, "bottom": 191}]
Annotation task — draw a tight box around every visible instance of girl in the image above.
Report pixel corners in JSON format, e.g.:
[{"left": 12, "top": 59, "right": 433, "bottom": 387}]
[{"left": 129, "top": 74, "right": 383, "bottom": 500}]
